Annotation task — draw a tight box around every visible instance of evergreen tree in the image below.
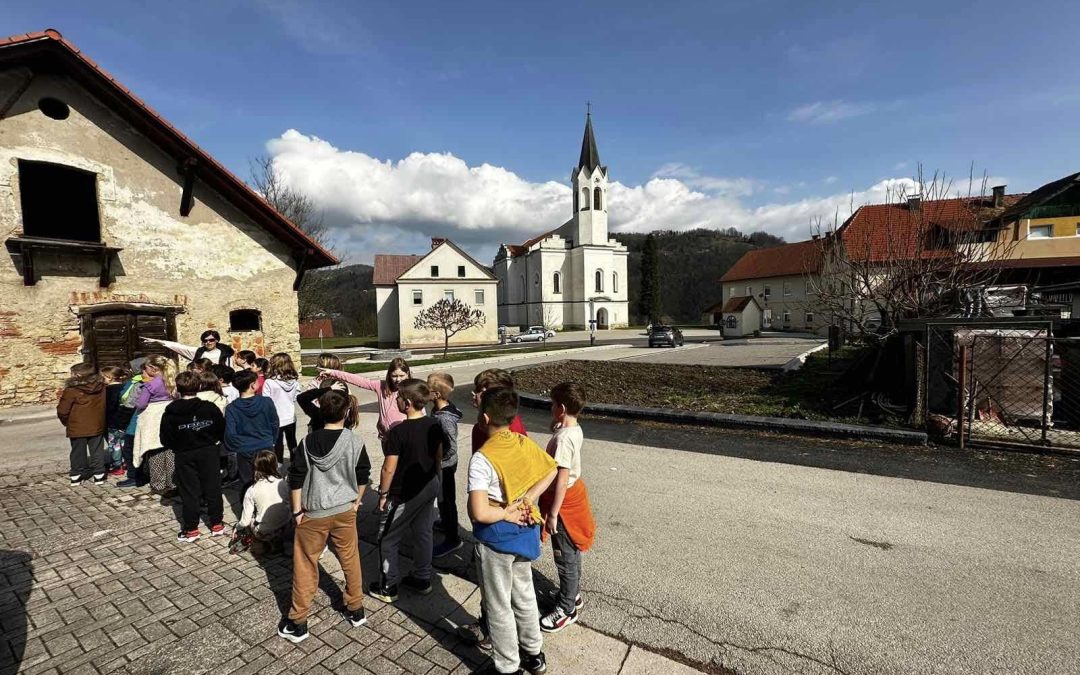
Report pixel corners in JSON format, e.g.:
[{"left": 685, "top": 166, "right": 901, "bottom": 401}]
[{"left": 639, "top": 233, "right": 662, "bottom": 323}]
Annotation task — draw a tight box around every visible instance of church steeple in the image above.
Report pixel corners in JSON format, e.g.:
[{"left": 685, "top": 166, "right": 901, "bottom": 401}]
[{"left": 577, "top": 111, "right": 602, "bottom": 174}]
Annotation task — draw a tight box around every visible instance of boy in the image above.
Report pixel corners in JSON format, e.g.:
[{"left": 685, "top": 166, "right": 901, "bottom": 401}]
[
  {"left": 470, "top": 388, "right": 557, "bottom": 675},
  {"left": 428, "top": 372, "right": 464, "bottom": 558},
  {"left": 214, "top": 364, "right": 239, "bottom": 404},
  {"left": 538, "top": 382, "right": 595, "bottom": 632},
  {"left": 160, "top": 371, "right": 226, "bottom": 542},
  {"left": 369, "top": 379, "right": 443, "bottom": 603},
  {"left": 225, "top": 369, "right": 279, "bottom": 492},
  {"left": 279, "top": 389, "right": 371, "bottom": 643}
]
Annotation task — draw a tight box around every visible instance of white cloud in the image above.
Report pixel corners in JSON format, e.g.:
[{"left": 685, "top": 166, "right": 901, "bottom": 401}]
[
  {"left": 788, "top": 99, "right": 876, "bottom": 124},
  {"left": 824, "top": 176, "right": 839, "bottom": 184},
  {"left": 266, "top": 129, "right": 991, "bottom": 264}
]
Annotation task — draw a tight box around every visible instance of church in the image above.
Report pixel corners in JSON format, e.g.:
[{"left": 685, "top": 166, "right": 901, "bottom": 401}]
[{"left": 494, "top": 114, "right": 629, "bottom": 330}]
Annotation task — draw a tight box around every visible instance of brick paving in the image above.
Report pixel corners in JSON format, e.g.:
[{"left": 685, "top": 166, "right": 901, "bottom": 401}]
[{"left": 0, "top": 465, "right": 487, "bottom": 675}]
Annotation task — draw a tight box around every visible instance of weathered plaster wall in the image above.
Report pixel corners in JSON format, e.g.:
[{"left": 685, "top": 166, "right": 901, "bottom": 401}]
[{"left": 0, "top": 70, "right": 300, "bottom": 407}]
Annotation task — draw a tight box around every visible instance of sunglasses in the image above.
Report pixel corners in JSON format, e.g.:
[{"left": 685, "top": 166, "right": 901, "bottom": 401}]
[{"left": 203, "top": 338, "right": 217, "bottom": 344}]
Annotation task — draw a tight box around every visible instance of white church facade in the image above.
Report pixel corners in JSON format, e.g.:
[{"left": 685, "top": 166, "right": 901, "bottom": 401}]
[{"left": 494, "top": 114, "right": 629, "bottom": 330}]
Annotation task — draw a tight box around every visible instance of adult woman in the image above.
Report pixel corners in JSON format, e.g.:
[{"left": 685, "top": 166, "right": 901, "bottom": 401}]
[
  {"left": 318, "top": 357, "right": 411, "bottom": 450},
  {"left": 143, "top": 330, "right": 236, "bottom": 367}
]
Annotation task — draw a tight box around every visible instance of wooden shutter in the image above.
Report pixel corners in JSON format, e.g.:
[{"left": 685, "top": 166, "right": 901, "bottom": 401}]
[{"left": 90, "top": 313, "right": 131, "bottom": 369}]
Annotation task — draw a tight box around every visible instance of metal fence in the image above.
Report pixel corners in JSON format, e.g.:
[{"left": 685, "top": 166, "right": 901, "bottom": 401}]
[{"left": 923, "top": 320, "right": 1080, "bottom": 450}]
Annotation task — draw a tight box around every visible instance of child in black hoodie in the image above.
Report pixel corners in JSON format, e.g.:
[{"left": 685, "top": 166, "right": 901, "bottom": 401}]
[{"left": 161, "top": 371, "right": 226, "bottom": 543}]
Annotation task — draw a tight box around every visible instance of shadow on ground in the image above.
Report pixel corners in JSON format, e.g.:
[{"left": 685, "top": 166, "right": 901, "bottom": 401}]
[{"left": 0, "top": 549, "right": 32, "bottom": 672}]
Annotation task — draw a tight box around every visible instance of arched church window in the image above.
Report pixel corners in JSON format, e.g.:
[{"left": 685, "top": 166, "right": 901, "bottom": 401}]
[
  {"left": 581, "top": 188, "right": 590, "bottom": 211},
  {"left": 573, "top": 190, "right": 578, "bottom": 212},
  {"left": 553, "top": 272, "right": 561, "bottom": 294},
  {"left": 612, "top": 271, "right": 618, "bottom": 293},
  {"left": 595, "top": 269, "right": 603, "bottom": 293},
  {"left": 594, "top": 187, "right": 602, "bottom": 210}
]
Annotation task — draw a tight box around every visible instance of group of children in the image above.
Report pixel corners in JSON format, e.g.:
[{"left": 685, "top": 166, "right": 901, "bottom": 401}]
[{"left": 57, "top": 329, "right": 595, "bottom": 675}]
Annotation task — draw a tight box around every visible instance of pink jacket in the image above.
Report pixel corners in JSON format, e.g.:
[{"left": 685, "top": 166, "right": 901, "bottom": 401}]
[{"left": 320, "top": 370, "right": 405, "bottom": 440}]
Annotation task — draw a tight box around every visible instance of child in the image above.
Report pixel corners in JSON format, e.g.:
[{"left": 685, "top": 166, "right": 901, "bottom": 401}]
[
  {"left": 131, "top": 355, "right": 179, "bottom": 493},
  {"left": 102, "top": 366, "right": 133, "bottom": 477},
  {"left": 237, "top": 450, "right": 291, "bottom": 555},
  {"left": 225, "top": 370, "right": 279, "bottom": 491},
  {"left": 133, "top": 354, "right": 177, "bottom": 412},
  {"left": 319, "top": 357, "right": 410, "bottom": 449},
  {"left": 234, "top": 349, "right": 257, "bottom": 372},
  {"left": 278, "top": 390, "right": 371, "bottom": 643},
  {"left": 368, "top": 379, "right": 442, "bottom": 603},
  {"left": 188, "top": 357, "right": 215, "bottom": 373},
  {"left": 116, "top": 365, "right": 147, "bottom": 488},
  {"left": 538, "top": 382, "right": 596, "bottom": 633},
  {"left": 253, "top": 357, "right": 270, "bottom": 395},
  {"left": 262, "top": 352, "right": 300, "bottom": 464},
  {"left": 160, "top": 371, "right": 226, "bottom": 542},
  {"left": 57, "top": 363, "right": 107, "bottom": 486},
  {"left": 214, "top": 364, "right": 239, "bottom": 404},
  {"left": 468, "top": 387, "right": 556, "bottom": 675},
  {"left": 196, "top": 369, "right": 227, "bottom": 413},
  {"left": 428, "top": 372, "right": 464, "bottom": 557}
]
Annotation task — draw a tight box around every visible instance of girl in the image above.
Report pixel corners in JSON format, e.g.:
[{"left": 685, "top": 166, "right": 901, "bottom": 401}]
[
  {"left": 297, "top": 353, "right": 348, "bottom": 434},
  {"left": 134, "top": 354, "right": 177, "bottom": 412},
  {"left": 188, "top": 357, "right": 215, "bottom": 374},
  {"left": 132, "top": 354, "right": 178, "bottom": 494},
  {"left": 253, "top": 357, "right": 269, "bottom": 395},
  {"left": 196, "top": 369, "right": 227, "bottom": 413},
  {"left": 318, "top": 357, "right": 410, "bottom": 450},
  {"left": 57, "top": 363, "right": 107, "bottom": 486},
  {"left": 263, "top": 353, "right": 300, "bottom": 464},
  {"left": 101, "top": 366, "right": 133, "bottom": 477},
  {"left": 235, "top": 450, "right": 291, "bottom": 555}
]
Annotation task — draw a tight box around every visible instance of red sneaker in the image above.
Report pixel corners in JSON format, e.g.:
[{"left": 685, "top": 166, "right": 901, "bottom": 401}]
[
  {"left": 210, "top": 523, "right": 227, "bottom": 537},
  {"left": 108, "top": 467, "right": 126, "bottom": 477},
  {"left": 176, "top": 529, "right": 200, "bottom": 543}
]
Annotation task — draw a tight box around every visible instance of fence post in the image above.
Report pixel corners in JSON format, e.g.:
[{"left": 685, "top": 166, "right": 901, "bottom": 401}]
[
  {"left": 1042, "top": 335, "right": 1052, "bottom": 446},
  {"left": 958, "top": 344, "right": 968, "bottom": 450}
]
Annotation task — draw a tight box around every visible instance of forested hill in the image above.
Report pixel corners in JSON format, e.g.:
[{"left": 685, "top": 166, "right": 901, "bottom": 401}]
[
  {"left": 615, "top": 228, "right": 785, "bottom": 324},
  {"left": 303, "top": 263, "right": 376, "bottom": 336}
]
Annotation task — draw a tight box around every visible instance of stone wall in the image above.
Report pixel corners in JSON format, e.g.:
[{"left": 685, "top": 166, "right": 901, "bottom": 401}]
[{"left": 0, "top": 69, "right": 300, "bottom": 408}]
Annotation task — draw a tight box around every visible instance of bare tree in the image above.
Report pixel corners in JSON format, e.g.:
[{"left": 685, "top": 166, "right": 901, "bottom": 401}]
[
  {"left": 413, "top": 299, "right": 486, "bottom": 358},
  {"left": 540, "top": 303, "right": 561, "bottom": 332},
  {"left": 805, "top": 166, "right": 1018, "bottom": 343},
  {"left": 250, "top": 155, "right": 338, "bottom": 321}
]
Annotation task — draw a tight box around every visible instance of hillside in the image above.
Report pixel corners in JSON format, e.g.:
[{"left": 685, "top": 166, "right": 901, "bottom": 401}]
[
  {"left": 615, "top": 228, "right": 785, "bottom": 324},
  {"left": 301, "top": 263, "right": 376, "bottom": 336}
]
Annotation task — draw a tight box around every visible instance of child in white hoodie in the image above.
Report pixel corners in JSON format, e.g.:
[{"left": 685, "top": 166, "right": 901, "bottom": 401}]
[
  {"left": 237, "top": 450, "right": 291, "bottom": 555},
  {"left": 263, "top": 352, "right": 300, "bottom": 466}
]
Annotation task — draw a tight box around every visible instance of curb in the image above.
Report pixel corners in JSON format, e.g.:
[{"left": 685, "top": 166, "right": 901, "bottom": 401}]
[
  {"left": 0, "top": 406, "right": 56, "bottom": 427},
  {"left": 781, "top": 341, "right": 829, "bottom": 371},
  {"left": 405, "top": 343, "right": 634, "bottom": 373},
  {"left": 517, "top": 391, "right": 928, "bottom": 446}
]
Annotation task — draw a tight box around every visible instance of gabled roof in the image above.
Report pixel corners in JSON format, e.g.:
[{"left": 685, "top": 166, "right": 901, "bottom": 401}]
[
  {"left": 996, "top": 171, "right": 1080, "bottom": 224},
  {"left": 0, "top": 30, "right": 337, "bottom": 267},
  {"left": 721, "top": 296, "right": 761, "bottom": 313},
  {"left": 720, "top": 240, "right": 822, "bottom": 282},
  {"left": 577, "top": 112, "right": 603, "bottom": 174},
  {"left": 373, "top": 255, "right": 422, "bottom": 285}
]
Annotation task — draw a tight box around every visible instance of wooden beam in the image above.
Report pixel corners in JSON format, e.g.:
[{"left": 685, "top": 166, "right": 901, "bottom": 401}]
[
  {"left": 98, "top": 249, "right": 113, "bottom": 288},
  {"left": 178, "top": 158, "right": 198, "bottom": 216},
  {"left": 21, "top": 243, "right": 35, "bottom": 286}
]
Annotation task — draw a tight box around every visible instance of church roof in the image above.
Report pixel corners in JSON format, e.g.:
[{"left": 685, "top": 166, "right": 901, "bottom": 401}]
[{"left": 577, "top": 113, "right": 603, "bottom": 174}]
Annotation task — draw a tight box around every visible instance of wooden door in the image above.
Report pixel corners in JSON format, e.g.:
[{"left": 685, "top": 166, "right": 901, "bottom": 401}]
[{"left": 82, "top": 311, "right": 175, "bottom": 370}]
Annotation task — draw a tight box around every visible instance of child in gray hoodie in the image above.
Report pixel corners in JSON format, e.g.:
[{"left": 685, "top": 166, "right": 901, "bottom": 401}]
[{"left": 278, "top": 390, "right": 371, "bottom": 644}]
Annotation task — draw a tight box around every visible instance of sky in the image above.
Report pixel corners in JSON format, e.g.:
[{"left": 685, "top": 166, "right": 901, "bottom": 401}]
[{"left": 7, "top": 1, "right": 1080, "bottom": 264}]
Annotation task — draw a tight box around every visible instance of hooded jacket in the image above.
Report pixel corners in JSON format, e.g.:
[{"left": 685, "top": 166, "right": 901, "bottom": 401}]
[
  {"left": 57, "top": 380, "right": 106, "bottom": 438},
  {"left": 160, "top": 397, "right": 225, "bottom": 453},
  {"left": 288, "top": 428, "right": 371, "bottom": 520},
  {"left": 432, "top": 401, "right": 463, "bottom": 469},
  {"left": 224, "top": 396, "right": 280, "bottom": 457},
  {"left": 262, "top": 377, "right": 299, "bottom": 426}
]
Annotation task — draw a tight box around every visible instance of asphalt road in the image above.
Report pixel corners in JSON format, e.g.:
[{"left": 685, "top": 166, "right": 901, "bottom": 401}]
[{"left": 6, "top": 346, "right": 1079, "bottom": 675}]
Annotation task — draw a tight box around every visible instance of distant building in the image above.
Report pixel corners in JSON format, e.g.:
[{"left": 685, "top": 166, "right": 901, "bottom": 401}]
[
  {"left": 719, "top": 239, "right": 823, "bottom": 333},
  {"left": 374, "top": 238, "right": 498, "bottom": 348},
  {"left": 719, "top": 296, "right": 763, "bottom": 337},
  {"left": 299, "top": 318, "right": 334, "bottom": 340},
  {"left": 494, "top": 114, "right": 629, "bottom": 330},
  {"left": 0, "top": 31, "right": 336, "bottom": 408}
]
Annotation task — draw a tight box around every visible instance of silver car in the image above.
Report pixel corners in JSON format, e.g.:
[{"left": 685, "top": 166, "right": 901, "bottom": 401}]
[{"left": 510, "top": 327, "right": 554, "bottom": 343}]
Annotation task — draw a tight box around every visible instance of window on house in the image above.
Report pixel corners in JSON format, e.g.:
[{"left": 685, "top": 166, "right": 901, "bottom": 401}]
[
  {"left": 475, "top": 289, "right": 485, "bottom": 305},
  {"left": 553, "top": 272, "right": 561, "bottom": 294},
  {"left": 728, "top": 287, "right": 735, "bottom": 298},
  {"left": 613, "top": 272, "right": 618, "bottom": 293},
  {"left": 457, "top": 265, "right": 466, "bottom": 277},
  {"left": 229, "top": 309, "right": 261, "bottom": 332},
  {"left": 444, "top": 290, "right": 455, "bottom": 302},
  {"left": 1030, "top": 224, "right": 1053, "bottom": 239},
  {"left": 726, "top": 315, "right": 737, "bottom": 329},
  {"left": 783, "top": 310, "right": 791, "bottom": 323},
  {"left": 430, "top": 265, "right": 439, "bottom": 277},
  {"left": 594, "top": 187, "right": 602, "bottom": 210},
  {"left": 783, "top": 282, "right": 791, "bottom": 297},
  {"left": 412, "top": 290, "right": 422, "bottom": 305},
  {"left": 805, "top": 312, "right": 814, "bottom": 324},
  {"left": 745, "top": 285, "right": 752, "bottom": 296},
  {"left": 18, "top": 160, "right": 101, "bottom": 242},
  {"left": 763, "top": 285, "right": 771, "bottom": 300},
  {"left": 595, "top": 269, "right": 603, "bottom": 292},
  {"left": 38, "top": 97, "right": 70, "bottom": 120}
]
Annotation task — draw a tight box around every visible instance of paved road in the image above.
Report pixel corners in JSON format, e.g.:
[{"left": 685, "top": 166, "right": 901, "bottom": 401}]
[{"left": 5, "top": 346, "right": 1079, "bottom": 675}]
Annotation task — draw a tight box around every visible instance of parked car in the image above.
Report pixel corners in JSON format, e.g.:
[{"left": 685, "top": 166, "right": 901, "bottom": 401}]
[
  {"left": 648, "top": 324, "right": 684, "bottom": 347},
  {"left": 510, "top": 327, "right": 554, "bottom": 343}
]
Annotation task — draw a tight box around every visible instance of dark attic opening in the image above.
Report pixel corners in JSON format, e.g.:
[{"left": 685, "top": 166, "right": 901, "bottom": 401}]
[
  {"left": 18, "top": 160, "right": 101, "bottom": 242},
  {"left": 229, "top": 309, "right": 262, "bottom": 332}
]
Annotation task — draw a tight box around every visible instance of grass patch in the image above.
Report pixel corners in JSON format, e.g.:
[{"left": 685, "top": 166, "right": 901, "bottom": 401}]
[
  {"left": 513, "top": 346, "right": 904, "bottom": 426},
  {"left": 300, "top": 336, "right": 379, "bottom": 350},
  {"left": 300, "top": 343, "right": 585, "bottom": 376}
]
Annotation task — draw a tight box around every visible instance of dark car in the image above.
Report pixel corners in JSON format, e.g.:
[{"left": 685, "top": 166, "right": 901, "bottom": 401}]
[{"left": 648, "top": 324, "right": 684, "bottom": 347}]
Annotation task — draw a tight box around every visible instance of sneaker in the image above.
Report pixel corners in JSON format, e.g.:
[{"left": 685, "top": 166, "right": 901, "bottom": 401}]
[
  {"left": 402, "top": 575, "right": 432, "bottom": 595},
  {"left": 367, "top": 581, "right": 398, "bottom": 603},
  {"left": 176, "top": 529, "right": 201, "bottom": 543},
  {"left": 69, "top": 475, "right": 82, "bottom": 486},
  {"left": 520, "top": 650, "right": 548, "bottom": 674},
  {"left": 344, "top": 606, "right": 366, "bottom": 627},
  {"left": 92, "top": 474, "right": 106, "bottom": 485},
  {"left": 116, "top": 478, "right": 139, "bottom": 488},
  {"left": 457, "top": 622, "right": 492, "bottom": 651},
  {"left": 107, "top": 467, "right": 126, "bottom": 477},
  {"left": 433, "top": 539, "right": 463, "bottom": 558},
  {"left": 277, "top": 618, "right": 309, "bottom": 643},
  {"left": 539, "top": 607, "right": 577, "bottom": 633},
  {"left": 209, "top": 524, "right": 227, "bottom": 537}
]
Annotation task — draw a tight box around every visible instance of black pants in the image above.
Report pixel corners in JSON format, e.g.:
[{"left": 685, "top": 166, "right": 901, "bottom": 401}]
[
  {"left": 174, "top": 445, "right": 223, "bottom": 531},
  {"left": 69, "top": 435, "right": 105, "bottom": 479},
  {"left": 438, "top": 464, "right": 460, "bottom": 545},
  {"left": 237, "top": 453, "right": 256, "bottom": 495},
  {"left": 274, "top": 423, "right": 297, "bottom": 465}
]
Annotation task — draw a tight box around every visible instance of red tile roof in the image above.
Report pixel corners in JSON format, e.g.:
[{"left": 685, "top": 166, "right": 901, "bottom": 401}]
[
  {"left": 298, "top": 319, "right": 334, "bottom": 339},
  {"left": 720, "top": 239, "right": 822, "bottom": 282},
  {"left": 0, "top": 30, "right": 337, "bottom": 267},
  {"left": 721, "top": 296, "right": 760, "bottom": 313},
  {"left": 504, "top": 224, "right": 567, "bottom": 258},
  {"left": 373, "top": 254, "right": 422, "bottom": 285}
]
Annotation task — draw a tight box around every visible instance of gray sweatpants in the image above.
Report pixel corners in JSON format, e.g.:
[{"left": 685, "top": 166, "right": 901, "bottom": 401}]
[
  {"left": 475, "top": 542, "right": 543, "bottom": 673},
  {"left": 377, "top": 479, "right": 438, "bottom": 587},
  {"left": 552, "top": 516, "right": 582, "bottom": 614}
]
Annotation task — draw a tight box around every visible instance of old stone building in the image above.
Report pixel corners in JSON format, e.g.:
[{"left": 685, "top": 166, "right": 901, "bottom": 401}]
[{"left": 0, "top": 30, "right": 336, "bottom": 407}]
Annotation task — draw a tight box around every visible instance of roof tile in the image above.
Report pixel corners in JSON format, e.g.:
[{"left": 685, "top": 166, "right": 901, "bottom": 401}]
[{"left": 373, "top": 254, "right": 423, "bottom": 285}]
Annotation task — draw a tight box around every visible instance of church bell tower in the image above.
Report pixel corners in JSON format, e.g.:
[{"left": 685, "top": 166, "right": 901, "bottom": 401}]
[{"left": 572, "top": 111, "right": 608, "bottom": 246}]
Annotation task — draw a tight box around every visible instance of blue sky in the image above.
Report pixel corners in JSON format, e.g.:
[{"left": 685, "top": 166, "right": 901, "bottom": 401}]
[{"left": 7, "top": 1, "right": 1080, "bottom": 263}]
